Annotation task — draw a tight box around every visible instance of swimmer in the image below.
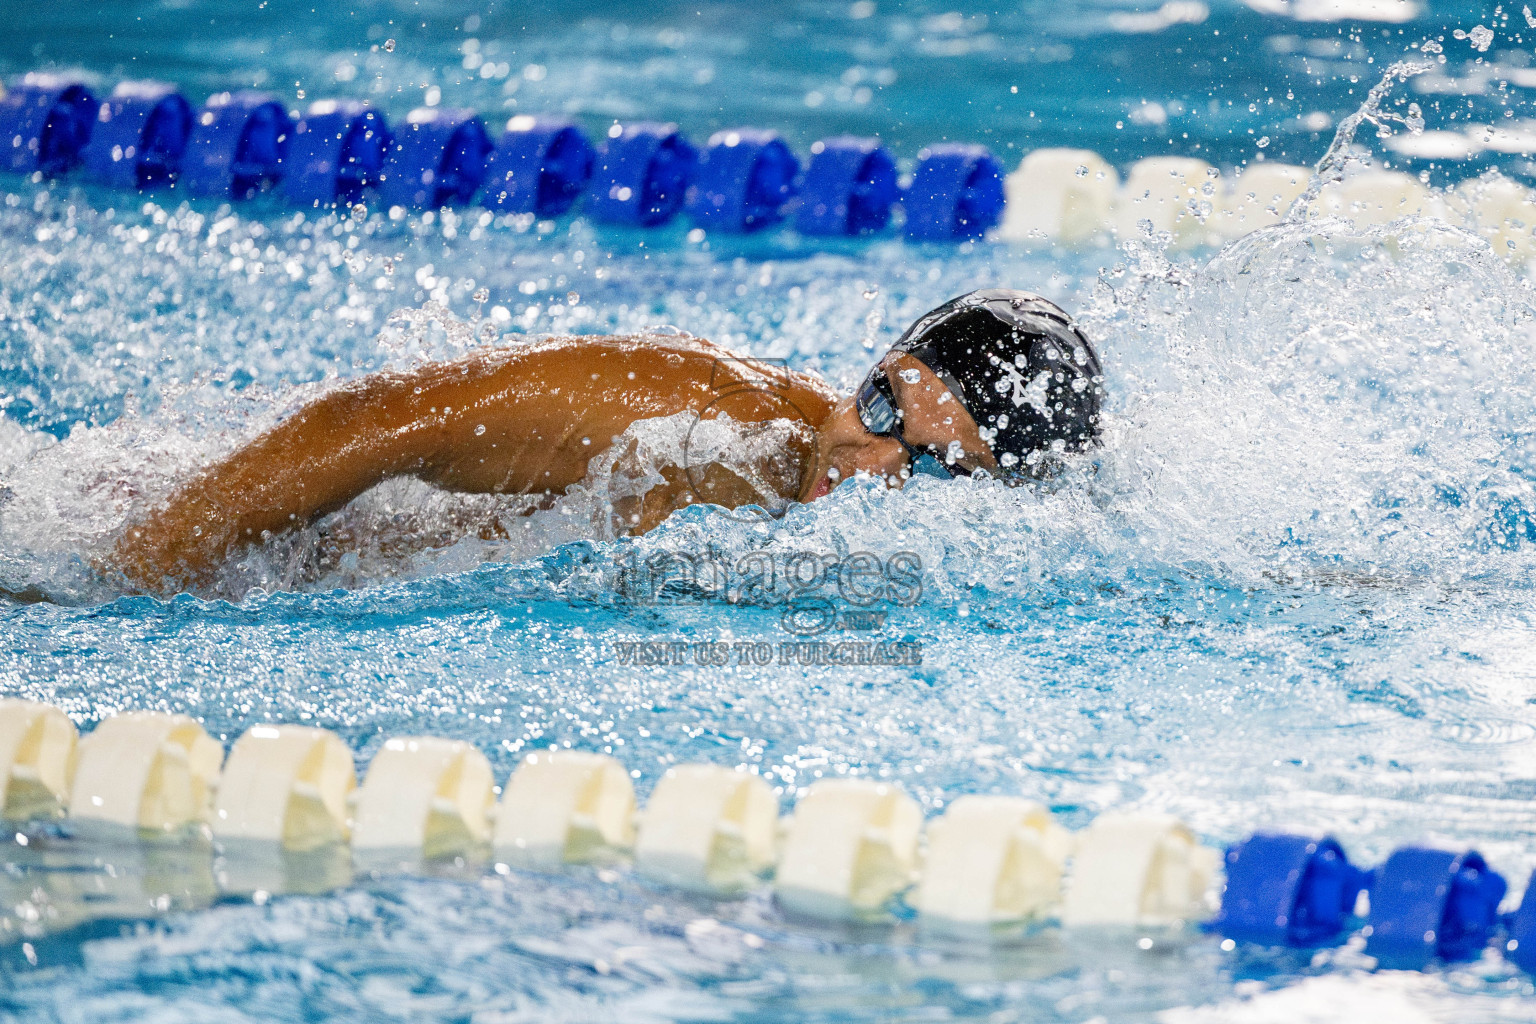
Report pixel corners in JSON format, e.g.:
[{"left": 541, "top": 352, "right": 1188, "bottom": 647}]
[{"left": 112, "top": 289, "right": 1103, "bottom": 592}]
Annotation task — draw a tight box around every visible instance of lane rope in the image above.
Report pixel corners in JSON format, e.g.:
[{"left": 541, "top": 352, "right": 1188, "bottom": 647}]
[{"left": 2, "top": 698, "right": 1532, "bottom": 972}]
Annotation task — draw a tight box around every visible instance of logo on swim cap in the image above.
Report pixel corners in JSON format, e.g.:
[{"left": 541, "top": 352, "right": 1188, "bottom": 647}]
[
  {"left": 993, "top": 359, "right": 1054, "bottom": 420},
  {"left": 888, "top": 288, "right": 1103, "bottom": 478}
]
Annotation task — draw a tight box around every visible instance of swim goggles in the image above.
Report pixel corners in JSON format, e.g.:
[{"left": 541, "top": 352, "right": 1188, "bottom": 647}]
[{"left": 854, "top": 365, "right": 963, "bottom": 480}]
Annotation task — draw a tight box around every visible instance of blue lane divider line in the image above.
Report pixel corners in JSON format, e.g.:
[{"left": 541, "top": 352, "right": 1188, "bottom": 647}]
[
  {"left": 796, "top": 136, "right": 897, "bottom": 236},
  {"left": 181, "top": 90, "right": 291, "bottom": 200},
  {"left": 80, "top": 81, "right": 192, "bottom": 191},
  {"left": 481, "top": 115, "right": 593, "bottom": 218},
  {"left": 2, "top": 67, "right": 1018, "bottom": 241},
  {"left": 685, "top": 128, "right": 799, "bottom": 233},
  {"left": 0, "top": 73, "right": 96, "bottom": 176},
  {"left": 1215, "top": 832, "right": 1368, "bottom": 948},
  {"left": 588, "top": 121, "right": 698, "bottom": 227},
  {"left": 1364, "top": 846, "right": 1507, "bottom": 968},
  {"left": 378, "top": 107, "right": 491, "bottom": 210},
  {"left": 903, "top": 142, "right": 1004, "bottom": 241},
  {"left": 283, "top": 100, "right": 390, "bottom": 208},
  {"left": 1502, "top": 869, "right": 1536, "bottom": 973}
]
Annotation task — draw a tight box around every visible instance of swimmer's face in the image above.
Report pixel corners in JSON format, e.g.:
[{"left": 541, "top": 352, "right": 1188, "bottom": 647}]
[{"left": 800, "top": 352, "right": 1000, "bottom": 502}]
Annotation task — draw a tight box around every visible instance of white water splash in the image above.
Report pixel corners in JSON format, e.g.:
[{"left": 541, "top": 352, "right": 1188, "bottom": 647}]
[{"left": 1286, "top": 60, "right": 1434, "bottom": 225}]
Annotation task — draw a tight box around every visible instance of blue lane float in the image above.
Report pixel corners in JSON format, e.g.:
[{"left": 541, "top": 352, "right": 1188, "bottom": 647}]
[
  {"left": 80, "top": 81, "right": 192, "bottom": 191},
  {"left": 180, "top": 91, "right": 290, "bottom": 200},
  {"left": 1215, "top": 833, "right": 1368, "bottom": 947},
  {"left": 2, "top": 67, "right": 1011, "bottom": 244},
  {"left": 903, "top": 142, "right": 1005, "bottom": 241},
  {"left": 0, "top": 73, "right": 96, "bottom": 175},
  {"left": 1364, "top": 846, "right": 1507, "bottom": 968},
  {"left": 480, "top": 115, "right": 593, "bottom": 217},
  {"left": 796, "top": 136, "right": 898, "bottom": 236},
  {"left": 685, "top": 128, "right": 799, "bottom": 233},
  {"left": 377, "top": 107, "right": 491, "bottom": 210},
  {"left": 1503, "top": 870, "right": 1536, "bottom": 973},
  {"left": 588, "top": 121, "right": 697, "bottom": 227},
  {"left": 282, "top": 100, "right": 390, "bottom": 208}
]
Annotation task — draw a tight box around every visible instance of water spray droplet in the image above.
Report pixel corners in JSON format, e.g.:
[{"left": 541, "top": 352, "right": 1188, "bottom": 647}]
[
  {"left": 383, "top": 38, "right": 396, "bottom": 52},
  {"left": 350, "top": 203, "right": 367, "bottom": 222},
  {"left": 860, "top": 303, "right": 884, "bottom": 350},
  {"left": 473, "top": 287, "right": 489, "bottom": 304},
  {"left": 863, "top": 285, "right": 879, "bottom": 300},
  {"left": 567, "top": 291, "right": 580, "bottom": 305}
]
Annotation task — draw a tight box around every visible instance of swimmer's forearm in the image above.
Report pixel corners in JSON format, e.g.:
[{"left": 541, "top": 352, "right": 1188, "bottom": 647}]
[{"left": 114, "top": 371, "right": 455, "bottom": 588}]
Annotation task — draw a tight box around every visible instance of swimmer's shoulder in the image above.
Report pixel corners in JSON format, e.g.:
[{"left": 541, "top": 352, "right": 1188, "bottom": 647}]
[
  {"left": 450, "top": 331, "right": 714, "bottom": 367},
  {"left": 450, "top": 332, "right": 838, "bottom": 404}
]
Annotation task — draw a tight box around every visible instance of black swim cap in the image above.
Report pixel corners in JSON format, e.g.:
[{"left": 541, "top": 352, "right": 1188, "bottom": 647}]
[{"left": 889, "top": 289, "right": 1104, "bottom": 478}]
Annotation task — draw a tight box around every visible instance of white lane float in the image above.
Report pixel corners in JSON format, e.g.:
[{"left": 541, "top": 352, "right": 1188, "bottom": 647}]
[
  {"left": 1112, "top": 156, "right": 1218, "bottom": 250},
  {"left": 1212, "top": 162, "right": 1309, "bottom": 239},
  {"left": 9, "top": 698, "right": 1249, "bottom": 942},
  {"left": 212, "top": 725, "right": 355, "bottom": 851},
  {"left": 633, "top": 763, "right": 778, "bottom": 894},
  {"left": 775, "top": 777, "right": 922, "bottom": 920},
  {"left": 493, "top": 750, "right": 635, "bottom": 868},
  {"left": 350, "top": 736, "right": 495, "bottom": 859},
  {"left": 1319, "top": 169, "right": 1445, "bottom": 227},
  {"left": 69, "top": 711, "right": 223, "bottom": 833},
  {"left": 1451, "top": 175, "right": 1536, "bottom": 265},
  {"left": 914, "top": 794, "right": 1072, "bottom": 926},
  {"left": 998, "top": 148, "right": 1119, "bottom": 246},
  {"left": 1060, "top": 811, "right": 1220, "bottom": 927},
  {"left": 0, "top": 698, "right": 77, "bottom": 820}
]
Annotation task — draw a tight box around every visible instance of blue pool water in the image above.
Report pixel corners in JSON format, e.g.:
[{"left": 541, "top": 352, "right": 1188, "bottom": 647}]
[{"left": 5, "top": 1, "right": 1536, "bottom": 1020}]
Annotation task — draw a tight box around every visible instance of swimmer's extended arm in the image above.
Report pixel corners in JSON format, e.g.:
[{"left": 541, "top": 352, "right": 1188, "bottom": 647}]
[
  {"left": 113, "top": 363, "right": 485, "bottom": 590},
  {"left": 112, "top": 338, "right": 834, "bottom": 591}
]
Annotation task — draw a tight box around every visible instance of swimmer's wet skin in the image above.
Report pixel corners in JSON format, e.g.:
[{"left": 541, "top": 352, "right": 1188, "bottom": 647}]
[{"left": 111, "top": 290, "right": 1104, "bottom": 594}]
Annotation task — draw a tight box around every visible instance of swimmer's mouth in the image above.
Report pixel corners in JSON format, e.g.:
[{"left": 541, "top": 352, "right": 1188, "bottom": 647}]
[{"left": 808, "top": 475, "right": 833, "bottom": 501}]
